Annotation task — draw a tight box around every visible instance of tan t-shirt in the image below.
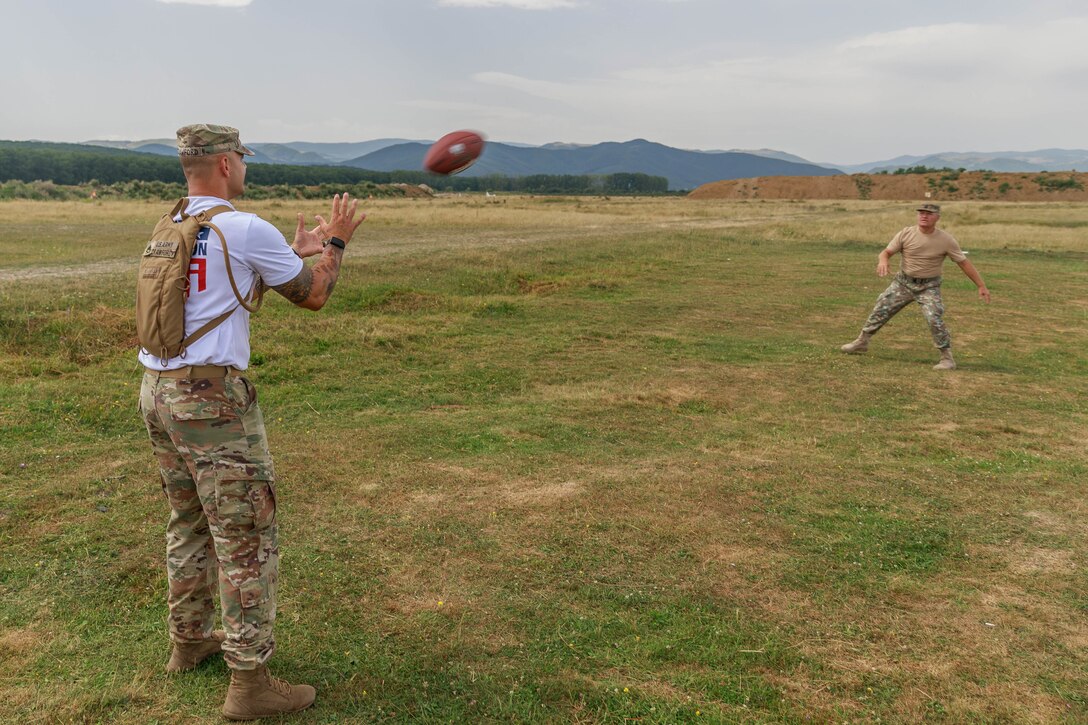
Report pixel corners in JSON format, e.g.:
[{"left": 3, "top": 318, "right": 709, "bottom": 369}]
[{"left": 886, "top": 226, "right": 966, "bottom": 279}]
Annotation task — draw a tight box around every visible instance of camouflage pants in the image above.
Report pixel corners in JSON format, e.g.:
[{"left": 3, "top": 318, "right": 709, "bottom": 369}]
[
  {"left": 140, "top": 372, "right": 278, "bottom": 670},
  {"left": 862, "top": 272, "right": 951, "bottom": 349}
]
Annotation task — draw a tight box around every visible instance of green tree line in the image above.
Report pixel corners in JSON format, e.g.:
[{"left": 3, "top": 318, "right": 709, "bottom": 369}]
[{"left": 0, "top": 142, "right": 669, "bottom": 196}]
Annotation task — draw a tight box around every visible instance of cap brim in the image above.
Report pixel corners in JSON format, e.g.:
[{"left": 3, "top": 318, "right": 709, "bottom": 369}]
[{"left": 239, "top": 144, "right": 255, "bottom": 156}]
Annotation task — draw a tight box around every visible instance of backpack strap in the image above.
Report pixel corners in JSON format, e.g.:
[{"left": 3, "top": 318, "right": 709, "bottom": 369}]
[
  {"left": 199, "top": 215, "right": 264, "bottom": 314},
  {"left": 170, "top": 197, "right": 190, "bottom": 220},
  {"left": 174, "top": 203, "right": 263, "bottom": 357},
  {"left": 180, "top": 306, "right": 237, "bottom": 351}
]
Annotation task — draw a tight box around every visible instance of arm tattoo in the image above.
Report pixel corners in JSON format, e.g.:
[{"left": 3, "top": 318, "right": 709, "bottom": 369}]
[
  {"left": 273, "top": 266, "right": 314, "bottom": 303},
  {"left": 272, "top": 247, "right": 343, "bottom": 306},
  {"left": 313, "top": 249, "right": 342, "bottom": 300}
]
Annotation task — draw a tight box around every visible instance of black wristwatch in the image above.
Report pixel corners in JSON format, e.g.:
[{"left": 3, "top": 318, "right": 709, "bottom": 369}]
[{"left": 323, "top": 237, "right": 346, "bottom": 250}]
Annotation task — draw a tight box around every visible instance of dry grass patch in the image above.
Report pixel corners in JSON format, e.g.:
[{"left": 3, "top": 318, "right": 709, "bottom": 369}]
[
  {"left": 499, "top": 479, "right": 583, "bottom": 507},
  {"left": 533, "top": 379, "right": 706, "bottom": 409},
  {"left": 0, "top": 626, "right": 49, "bottom": 666}
]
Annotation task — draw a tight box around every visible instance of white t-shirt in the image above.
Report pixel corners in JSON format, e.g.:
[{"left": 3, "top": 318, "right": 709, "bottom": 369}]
[{"left": 139, "top": 196, "right": 304, "bottom": 370}]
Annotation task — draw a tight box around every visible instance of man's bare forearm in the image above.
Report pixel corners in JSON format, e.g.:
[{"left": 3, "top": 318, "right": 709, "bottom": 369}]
[
  {"left": 310, "top": 245, "right": 343, "bottom": 304},
  {"left": 273, "top": 245, "right": 344, "bottom": 310},
  {"left": 956, "top": 258, "right": 991, "bottom": 302},
  {"left": 876, "top": 248, "right": 895, "bottom": 276},
  {"left": 958, "top": 259, "right": 985, "bottom": 287}
]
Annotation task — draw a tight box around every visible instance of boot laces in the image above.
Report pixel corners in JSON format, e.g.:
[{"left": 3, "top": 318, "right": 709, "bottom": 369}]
[{"left": 266, "top": 671, "right": 292, "bottom": 698}]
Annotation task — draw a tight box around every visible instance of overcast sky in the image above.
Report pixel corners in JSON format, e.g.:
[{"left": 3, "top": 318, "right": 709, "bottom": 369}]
[{"left": 2, "top": 0, "right": 1085, "bottom": 164}]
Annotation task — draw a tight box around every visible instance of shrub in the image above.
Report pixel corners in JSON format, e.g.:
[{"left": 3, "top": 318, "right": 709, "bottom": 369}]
[
  {"left": 853, "top": 175, "right": 873, "bottom": 200},
  {"left": 1034, "top": 175, "right": 1084, "bottom": 192}
]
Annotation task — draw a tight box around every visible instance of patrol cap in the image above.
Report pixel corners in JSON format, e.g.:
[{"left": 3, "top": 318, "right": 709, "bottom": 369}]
[
  {"left": 916, "top": 203, "right": 941, "bottom": 213},
  {"left": 176, "top": 124, "right": 255, "bottom": 157}
]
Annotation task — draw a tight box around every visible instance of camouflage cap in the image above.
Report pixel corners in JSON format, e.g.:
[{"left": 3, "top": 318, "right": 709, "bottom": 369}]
[
  {"left": 176, "top": 124, "right": 255, "bottom": 157},
  {"left": 916, "top": 203, "right": 941, "bottom": 213}
]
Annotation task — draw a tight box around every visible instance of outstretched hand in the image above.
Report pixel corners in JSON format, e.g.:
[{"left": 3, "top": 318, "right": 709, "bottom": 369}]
[
  {"left": 292, "top": 214, "right": 327, "bottom": 259},
  {"left": 978, "top": 286, "right": 991, "bottom": 303},
  {"left": 315, "top": 193, "right": 366, "bottom": 248}
]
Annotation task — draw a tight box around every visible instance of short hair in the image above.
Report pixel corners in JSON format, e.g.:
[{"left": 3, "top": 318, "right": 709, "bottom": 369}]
[{"left": 179, "top": 152, "right": 223, "bottom": 182}]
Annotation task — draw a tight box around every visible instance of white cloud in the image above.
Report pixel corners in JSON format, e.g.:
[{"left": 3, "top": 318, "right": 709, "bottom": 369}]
[
  {"left": 438, "top": 0, "right": 576, "bottom": 8},
  {"left": 157, "top": 0, "right": 253, "bottom": 6}
]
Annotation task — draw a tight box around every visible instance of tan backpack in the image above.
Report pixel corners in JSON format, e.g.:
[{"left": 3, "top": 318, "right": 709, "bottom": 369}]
[{"left": 136, "top": 198, "right": 263, "bottom": 364}]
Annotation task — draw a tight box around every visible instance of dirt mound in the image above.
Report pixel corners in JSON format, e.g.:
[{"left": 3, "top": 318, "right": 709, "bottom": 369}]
[
  {"left": 689, "top": 170, "right": 1088, "bottom": 202},
  {"left": 391, "top": 183, "right": 435, "bottom": 198}
]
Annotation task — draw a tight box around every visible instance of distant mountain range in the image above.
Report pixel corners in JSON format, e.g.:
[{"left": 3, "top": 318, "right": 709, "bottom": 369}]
[
  {"left": 342, "top": 139, "right": 841, "bottom": 190},
  {"left": 828, "top": 149, "right": 1088, "bottom": 174},
  {"left": 84, "top": 137, "right": 840, "bottom": 190},
  {"left": 79, "top": 138, "right": 1088, "bottom": 189}
]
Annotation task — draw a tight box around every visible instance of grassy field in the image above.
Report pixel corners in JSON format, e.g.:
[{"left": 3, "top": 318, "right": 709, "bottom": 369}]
[{"left": 0, "top": 195, "right": 1085, "bottom": 723}]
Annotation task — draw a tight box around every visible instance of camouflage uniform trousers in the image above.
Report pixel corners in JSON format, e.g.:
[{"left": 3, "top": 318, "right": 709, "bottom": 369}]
[
  {"left": 139, "top": 372, "right": 278, "bottom": 670},
  {"left": 862, "top": 271, "right": 951, "bottom": 349}
]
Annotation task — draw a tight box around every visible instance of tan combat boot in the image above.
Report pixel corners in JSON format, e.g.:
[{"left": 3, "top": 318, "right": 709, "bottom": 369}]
[
  {"left": 933, "top": 348, "right": 956, "bottom": 371},
  {"left": 840, "top": 332, "right": 871, "bottom": 354},
  {"left": 165, "top": 631, "right": 226, "bottom": 673},
  {"left": 222, "top": 665, "right": 316, "bottom": 721}
]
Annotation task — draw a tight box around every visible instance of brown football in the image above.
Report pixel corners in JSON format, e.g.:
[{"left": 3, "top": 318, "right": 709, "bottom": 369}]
[{"left": 423, "top": 130, "right": 486, "bottom": 175}]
